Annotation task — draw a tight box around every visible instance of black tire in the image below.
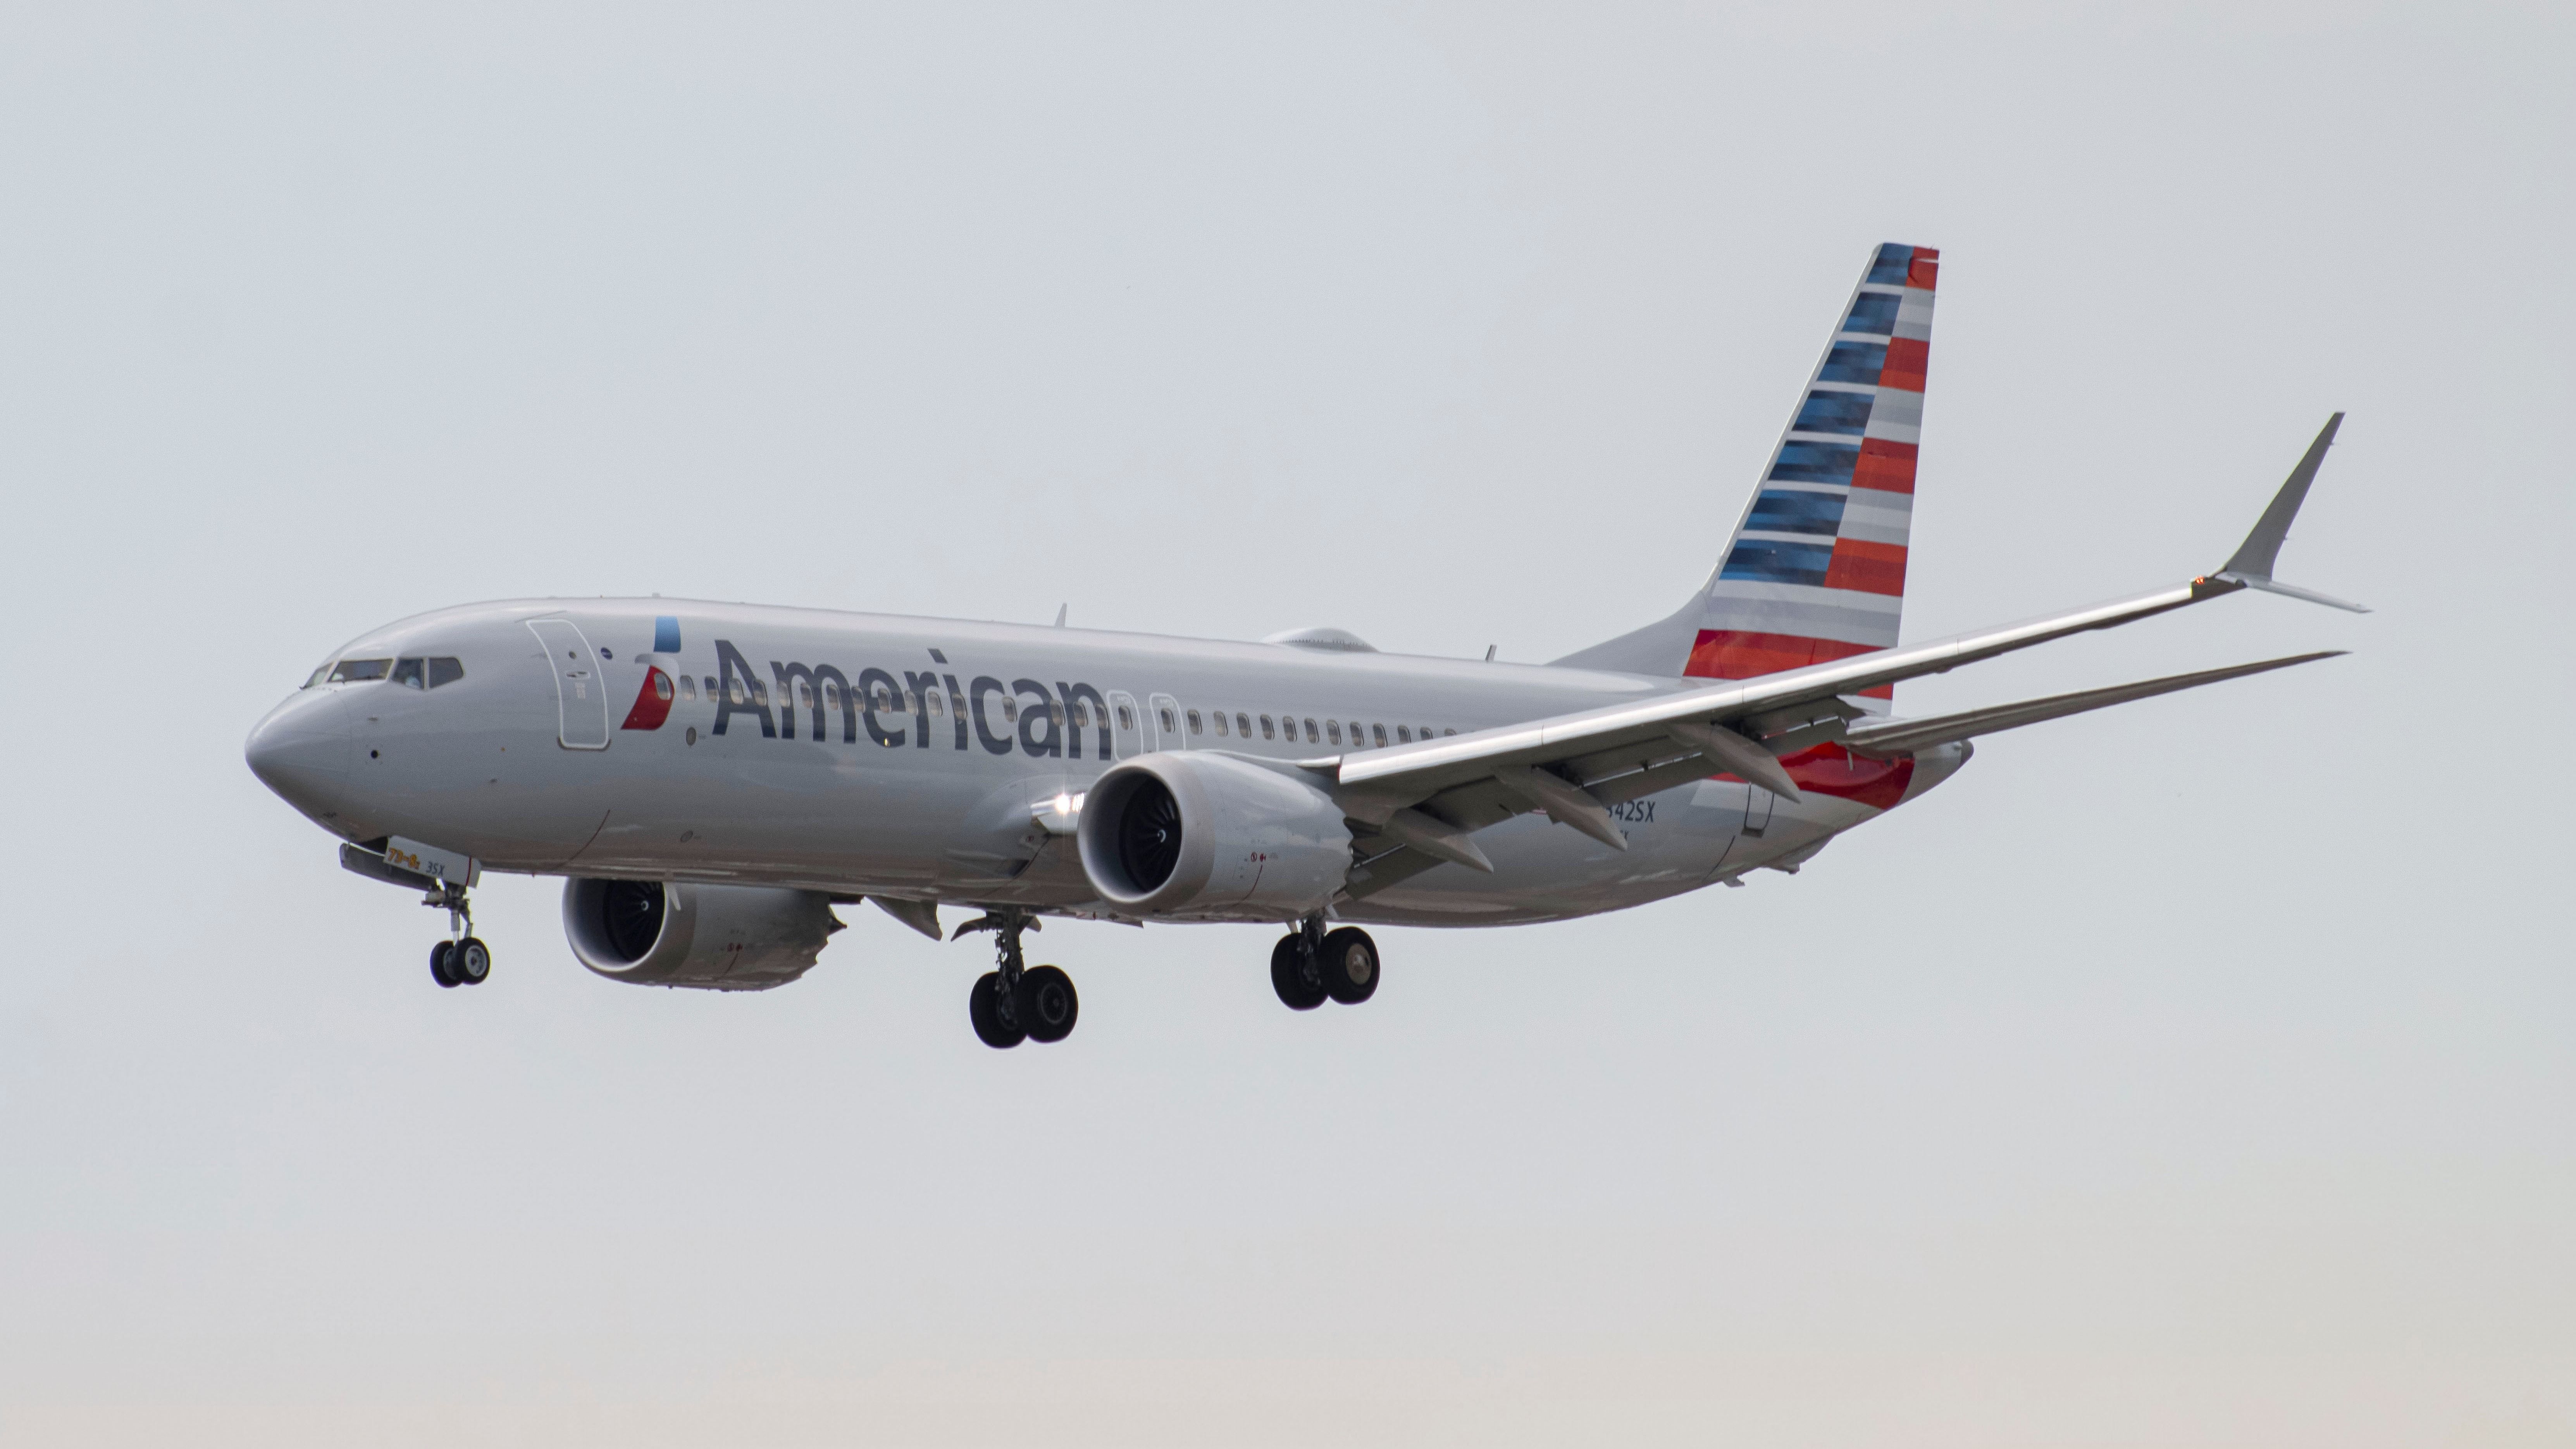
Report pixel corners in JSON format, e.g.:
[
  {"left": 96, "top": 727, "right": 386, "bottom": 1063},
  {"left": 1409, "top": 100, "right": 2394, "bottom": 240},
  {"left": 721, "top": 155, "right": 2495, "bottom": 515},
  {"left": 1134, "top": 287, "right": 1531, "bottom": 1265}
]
[
  {"left": 429, "top": 940, "right": 458, "bottom": 988},
  {"left": 1270, "top": 934, "right": 1326, "bottom": 1011},
  {"left": 969, "top": 972, "right": 1026, "bottom": 1048},
  {"left": 1018, "top": 965, "right": 1079, "bottom": 1043},
  {"left": 452, "top": 937, "right": 492, "bottom": 986},
  {"left": 1317, "top": 926, "right": 1379, "bottom": 1005}
]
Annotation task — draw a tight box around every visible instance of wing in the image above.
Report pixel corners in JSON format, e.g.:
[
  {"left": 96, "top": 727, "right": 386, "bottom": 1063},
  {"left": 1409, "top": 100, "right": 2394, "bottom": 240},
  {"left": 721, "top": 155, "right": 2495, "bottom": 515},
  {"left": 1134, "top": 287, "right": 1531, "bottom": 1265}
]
[{"left": 1324, "top": 416, "right": 2362, "bottom": 898}]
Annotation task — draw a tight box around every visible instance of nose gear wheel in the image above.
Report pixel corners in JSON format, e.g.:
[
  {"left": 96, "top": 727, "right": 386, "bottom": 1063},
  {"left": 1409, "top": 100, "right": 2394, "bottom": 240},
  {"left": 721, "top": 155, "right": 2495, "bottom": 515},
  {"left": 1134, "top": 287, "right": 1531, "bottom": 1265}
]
[{"left": 422, "top": 882, "right": 492, "bottom": 988}]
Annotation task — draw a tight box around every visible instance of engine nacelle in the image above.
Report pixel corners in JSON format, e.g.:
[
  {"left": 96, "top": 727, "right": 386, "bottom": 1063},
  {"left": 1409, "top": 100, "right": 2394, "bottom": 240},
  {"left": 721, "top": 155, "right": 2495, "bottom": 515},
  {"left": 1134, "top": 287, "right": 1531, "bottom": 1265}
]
[
  {"left": 1076, "top": 753, "right": 1351, "bottom": 920},
  {"left": 561, "top": 879, "right": 843, "bottom": 991}
]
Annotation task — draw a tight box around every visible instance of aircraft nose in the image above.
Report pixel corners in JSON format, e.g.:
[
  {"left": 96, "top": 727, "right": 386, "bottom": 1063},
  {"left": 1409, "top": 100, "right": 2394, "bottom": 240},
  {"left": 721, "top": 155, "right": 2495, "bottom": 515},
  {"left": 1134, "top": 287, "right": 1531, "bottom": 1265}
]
[{"left": 245, "top": 690, "right": 353, "bottom": 803}]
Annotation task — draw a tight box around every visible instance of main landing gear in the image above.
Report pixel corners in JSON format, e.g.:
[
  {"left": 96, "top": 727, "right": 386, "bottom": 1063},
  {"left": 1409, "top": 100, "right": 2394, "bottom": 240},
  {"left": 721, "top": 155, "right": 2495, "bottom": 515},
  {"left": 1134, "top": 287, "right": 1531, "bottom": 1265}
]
[
  {"left": 956, "top": 909, "right": 1078, "bottom": 1049},
  {"left": 1271, "top": 917, "right": 1378, "bottom": 1011},
  {"left": 424, "top": 882, "right": 492, "bottom": 989}
]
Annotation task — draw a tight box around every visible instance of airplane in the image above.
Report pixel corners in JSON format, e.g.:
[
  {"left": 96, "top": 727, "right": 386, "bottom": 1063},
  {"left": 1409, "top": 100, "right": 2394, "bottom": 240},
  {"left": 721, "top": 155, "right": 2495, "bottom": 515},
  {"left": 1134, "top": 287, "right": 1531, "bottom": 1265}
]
[{"left": 244, "top": 242, "right": 2362, "bottom": 1048}]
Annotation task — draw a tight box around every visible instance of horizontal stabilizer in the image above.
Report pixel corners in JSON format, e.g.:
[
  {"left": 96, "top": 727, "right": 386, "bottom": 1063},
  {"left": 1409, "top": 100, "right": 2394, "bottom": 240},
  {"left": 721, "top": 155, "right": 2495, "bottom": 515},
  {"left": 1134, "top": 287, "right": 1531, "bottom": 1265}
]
[{"left": 1841, "top": 651, "right": 2344, "bottom": 757}]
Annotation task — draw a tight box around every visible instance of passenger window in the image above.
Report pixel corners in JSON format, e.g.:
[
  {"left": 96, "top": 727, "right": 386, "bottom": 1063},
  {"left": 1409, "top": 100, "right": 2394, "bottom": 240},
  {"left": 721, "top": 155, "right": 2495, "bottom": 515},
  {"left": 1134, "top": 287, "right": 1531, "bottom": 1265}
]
[
  {"left": 1326, "top": 720, "right": 1342, "bottom": 745},
  {"left": 679, "top": 676, "right": 697, "bottom": 701},
  {"left": 1303, "top": 718, "right": 1320, "bottom": 742},
  {"left": 1001, "top": 697, "right": 1018, "bottom": 723},
  {"left": 1347, "top": 721, "right": 1363, "bottom": 747},
  {"left": 1157, "top": 707, "right": 1176, "bottom": 733},
  {"left": 1395, "top": 724, "right": 1411, "bottom": 743},
  {"left": 1260, "top": 715, "right": 1276, "bottom": 739},
  {"left": 1443, "top": 728, "right": 1457, "bottom": 736},
  {"left": 327, "top": 658, "right": 392, "bottom": 683},
  {"left": 1235, "top": 713, "right": 1251, "bottom": 737},
  {"left": 392, "top": 657, "right": 427, "bottom": 689},
  {"left": 1372, "top": 724, "right": 1388, "bottom": 747},
  {"left": 1212, "top": 712, "right": 1229, "bottom": 737},
  {"left": 703, "top": 676, "right": 718, "bottom": 696},
  {"left": 1187, "top": 709, "right": 1204, "bottom": 735},
  {"left": 1069, "top": 700, "right": 1088, "bottom": 728},
  {"left": 1119, "top": 704, "right": 1136, "bottom": 730},
  {"left": 928, "top": 690, "right": 945, "bottom": 716},
  {"left": 728, "top": 681, "right": 746, "bottom": 705}
]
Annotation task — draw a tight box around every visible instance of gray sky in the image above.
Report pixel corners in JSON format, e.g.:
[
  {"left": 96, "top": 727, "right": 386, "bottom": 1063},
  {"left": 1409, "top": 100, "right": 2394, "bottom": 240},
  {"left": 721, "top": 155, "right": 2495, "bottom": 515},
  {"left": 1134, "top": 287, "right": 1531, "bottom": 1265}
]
[{"left": 4, "top": 3, "right": 2570, "bottom": 1444}]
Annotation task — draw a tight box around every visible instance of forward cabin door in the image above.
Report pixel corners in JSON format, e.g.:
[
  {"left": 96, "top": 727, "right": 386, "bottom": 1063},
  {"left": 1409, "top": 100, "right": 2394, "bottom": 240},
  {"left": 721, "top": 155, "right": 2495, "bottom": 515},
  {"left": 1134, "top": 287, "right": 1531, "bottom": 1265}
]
[
  {"left": 1147, "top": 692, "right": 1183, "bottom": 752},
  {"left": 527, "top": 618, "right": 611, "bottom": 750},
  {"left": 1106, "top": 690, "right": 1143, "bottom": 760}
]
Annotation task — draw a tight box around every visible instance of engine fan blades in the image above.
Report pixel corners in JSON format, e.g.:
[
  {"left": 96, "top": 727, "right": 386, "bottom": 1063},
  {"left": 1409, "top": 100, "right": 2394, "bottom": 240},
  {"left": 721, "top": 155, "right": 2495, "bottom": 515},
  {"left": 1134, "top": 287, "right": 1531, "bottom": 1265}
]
[
  {"left": 599, "top": 880, "right": 666, "bottom": 960},
  {"left": 1117, "top": 778, "right": 1184, "bottom": 891}
]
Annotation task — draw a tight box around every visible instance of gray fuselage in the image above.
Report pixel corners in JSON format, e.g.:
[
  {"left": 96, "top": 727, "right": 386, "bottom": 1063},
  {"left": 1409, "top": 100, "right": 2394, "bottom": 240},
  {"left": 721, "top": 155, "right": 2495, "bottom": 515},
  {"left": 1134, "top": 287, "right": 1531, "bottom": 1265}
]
[{"left": 245, "top": 597, "right": 1963, "bottom": 927}]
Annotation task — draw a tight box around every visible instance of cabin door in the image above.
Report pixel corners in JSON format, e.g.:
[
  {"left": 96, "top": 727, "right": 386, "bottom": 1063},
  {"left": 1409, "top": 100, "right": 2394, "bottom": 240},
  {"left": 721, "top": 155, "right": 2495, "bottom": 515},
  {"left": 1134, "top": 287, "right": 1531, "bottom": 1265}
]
[{"left": 526, "top": 618, "right": 611, "bottom": 750}]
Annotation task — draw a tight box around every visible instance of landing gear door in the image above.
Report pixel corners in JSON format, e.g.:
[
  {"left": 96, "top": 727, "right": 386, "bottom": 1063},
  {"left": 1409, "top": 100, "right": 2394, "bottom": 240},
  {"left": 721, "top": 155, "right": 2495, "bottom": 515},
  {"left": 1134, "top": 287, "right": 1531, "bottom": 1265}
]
[
  {"left": 1106, "top": 690, "right": 1143, "bottom": 760},
  {"left": 527, "top": 618, "right": 611, "bottom": 750}
]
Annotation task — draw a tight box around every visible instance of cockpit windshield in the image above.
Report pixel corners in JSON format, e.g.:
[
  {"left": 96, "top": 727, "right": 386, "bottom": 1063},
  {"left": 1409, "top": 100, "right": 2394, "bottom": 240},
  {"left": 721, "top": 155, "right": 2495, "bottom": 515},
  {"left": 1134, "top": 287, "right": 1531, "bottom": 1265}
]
[
  {"left": 305, "top": 656, "right": 463, "bottom": 688},
  {"left": 390, "top": 657, "right": 467, "bottom": 689}
]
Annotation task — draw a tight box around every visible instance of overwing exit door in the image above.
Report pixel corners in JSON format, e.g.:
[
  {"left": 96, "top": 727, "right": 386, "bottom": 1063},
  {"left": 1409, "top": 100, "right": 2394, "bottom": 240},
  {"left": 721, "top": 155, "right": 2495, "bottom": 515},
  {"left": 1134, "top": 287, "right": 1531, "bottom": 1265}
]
[
  {"left": 1106, "top": 690, "right": 1143, "bottom": 759},
  {"left": 527, "top": 618, "right": 611, "bottom": 750},
  {"left": 1147, "top": 693, "right": 1183, "bottom": 752}
]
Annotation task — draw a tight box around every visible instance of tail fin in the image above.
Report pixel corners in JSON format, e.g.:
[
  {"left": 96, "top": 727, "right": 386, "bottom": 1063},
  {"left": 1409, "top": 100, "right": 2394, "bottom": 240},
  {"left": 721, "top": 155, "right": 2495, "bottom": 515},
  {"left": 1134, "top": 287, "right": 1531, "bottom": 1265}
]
[{"left": 1553, "top": 242, "right": 1938, "bottom": 707}]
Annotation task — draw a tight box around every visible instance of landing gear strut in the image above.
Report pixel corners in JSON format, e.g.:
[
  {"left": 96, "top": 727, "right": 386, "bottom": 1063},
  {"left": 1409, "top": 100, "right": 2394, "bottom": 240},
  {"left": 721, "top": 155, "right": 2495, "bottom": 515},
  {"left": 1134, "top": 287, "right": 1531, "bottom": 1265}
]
[
  {"left": 424, "top": 882, "right": 491, "bottom": 989},
  {"left": 1272, "top": 917, "right": 1378, "bottom": 1010},
  {"left": 956, "top": 909, "right": 1078, "bottom": 1048}
]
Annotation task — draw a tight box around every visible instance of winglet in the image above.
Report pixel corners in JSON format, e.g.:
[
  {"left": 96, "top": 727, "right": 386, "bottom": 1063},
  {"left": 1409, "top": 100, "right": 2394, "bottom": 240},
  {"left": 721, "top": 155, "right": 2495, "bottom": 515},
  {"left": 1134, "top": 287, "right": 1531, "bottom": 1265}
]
[{"left": 2215, "top": 413, "right": 2369, "bottom": 613}]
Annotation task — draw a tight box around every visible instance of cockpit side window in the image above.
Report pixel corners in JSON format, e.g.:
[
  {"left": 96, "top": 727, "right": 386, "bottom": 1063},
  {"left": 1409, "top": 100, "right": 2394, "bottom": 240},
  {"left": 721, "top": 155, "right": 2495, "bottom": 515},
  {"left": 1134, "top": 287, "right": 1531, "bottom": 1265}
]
[
  {"left": 303, "top": 664, "right": 332, "bottom": 689},
  {"left": 427, "top": 657, "right": 465, "bottom": 688},
  {"left": 392, "top": 658, "right": 427, "bottom": 689},
  {"left": 327, "top": 658, "right": 393, "bottom": 683}
]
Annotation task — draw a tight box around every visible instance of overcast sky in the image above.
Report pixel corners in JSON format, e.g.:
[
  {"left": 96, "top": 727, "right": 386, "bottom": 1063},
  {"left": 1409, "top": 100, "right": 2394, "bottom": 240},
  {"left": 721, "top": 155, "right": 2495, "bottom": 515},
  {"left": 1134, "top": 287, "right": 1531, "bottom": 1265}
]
[{"left": 3, "top": 3, "right": 2570, "bottom": 1445}]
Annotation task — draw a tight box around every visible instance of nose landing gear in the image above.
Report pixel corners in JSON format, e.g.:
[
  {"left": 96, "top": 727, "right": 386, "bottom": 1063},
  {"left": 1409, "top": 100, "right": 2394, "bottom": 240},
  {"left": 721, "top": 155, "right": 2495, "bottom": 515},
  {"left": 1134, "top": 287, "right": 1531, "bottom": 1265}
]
[
  {"left": 956, "top": 909, "right": 1078, "bottom": 1048},
  {"left": 424, "top": 883, "right": 491, "bottom": 988}
]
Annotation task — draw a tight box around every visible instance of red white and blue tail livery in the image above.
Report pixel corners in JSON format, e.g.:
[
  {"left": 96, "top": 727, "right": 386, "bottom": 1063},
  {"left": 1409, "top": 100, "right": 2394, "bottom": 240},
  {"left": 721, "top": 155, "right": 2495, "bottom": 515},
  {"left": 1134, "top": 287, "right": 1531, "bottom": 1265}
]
[{"left": 1693, "top": 242, "right": 1937, "bottom": 708}]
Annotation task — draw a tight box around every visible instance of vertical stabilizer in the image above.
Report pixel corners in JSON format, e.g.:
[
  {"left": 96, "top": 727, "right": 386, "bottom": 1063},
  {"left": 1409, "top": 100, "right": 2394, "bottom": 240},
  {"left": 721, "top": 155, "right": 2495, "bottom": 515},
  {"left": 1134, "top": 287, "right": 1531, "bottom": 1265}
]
[{"left": 1553, "top": 242, "right": 1938, "bottom": 709}]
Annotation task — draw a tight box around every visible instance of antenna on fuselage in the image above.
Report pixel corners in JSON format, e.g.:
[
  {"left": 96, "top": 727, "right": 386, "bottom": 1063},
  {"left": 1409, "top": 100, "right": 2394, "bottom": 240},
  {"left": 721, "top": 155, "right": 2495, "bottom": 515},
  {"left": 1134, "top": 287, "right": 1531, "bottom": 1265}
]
[
  {"left": 1484, "top": 645, "right": 1497, "bottom": 662},
  {"left": 1053, "top": 604, "right": 1068, "bottom": 628}
]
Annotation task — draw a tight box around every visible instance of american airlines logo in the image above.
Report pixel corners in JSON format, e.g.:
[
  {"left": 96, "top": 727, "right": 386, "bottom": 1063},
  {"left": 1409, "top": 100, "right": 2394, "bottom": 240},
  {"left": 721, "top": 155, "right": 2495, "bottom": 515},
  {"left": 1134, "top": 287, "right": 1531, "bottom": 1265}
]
[{"left": 656, "top": 639, "right": 1112, "bottom": 759}]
